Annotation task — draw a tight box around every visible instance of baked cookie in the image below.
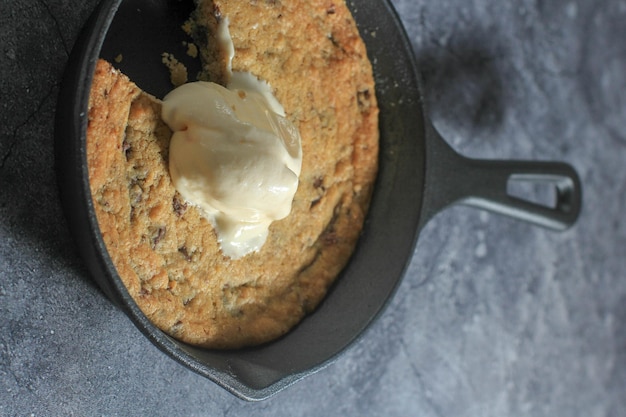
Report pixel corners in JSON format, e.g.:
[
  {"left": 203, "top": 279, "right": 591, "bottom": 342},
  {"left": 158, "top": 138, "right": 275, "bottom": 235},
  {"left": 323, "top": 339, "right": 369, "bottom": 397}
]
[{"left": 86, "top": 0, "right": 378, "bottom": 349}]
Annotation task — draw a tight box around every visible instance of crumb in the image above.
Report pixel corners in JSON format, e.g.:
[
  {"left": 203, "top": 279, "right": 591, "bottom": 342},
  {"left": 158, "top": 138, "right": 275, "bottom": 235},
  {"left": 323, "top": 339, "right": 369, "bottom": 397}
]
[
  {"left": 114, "top": 53, "right": 123, "bottom": 63},
  {"left": 181, "top": 20, "right": 192, "bottom": 36},
  {"left": 184, "top": 41, "right": 199, "bottom": 58},
  {"left": 161, "top": 53, "right": 188, "bottom": 86}
]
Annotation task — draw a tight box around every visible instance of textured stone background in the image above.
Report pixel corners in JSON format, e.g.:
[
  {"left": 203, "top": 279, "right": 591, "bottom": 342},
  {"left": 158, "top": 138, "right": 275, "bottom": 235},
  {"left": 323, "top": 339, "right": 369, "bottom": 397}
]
[{"left": 1, "top": 0, "right": 625, "bottom": 415}]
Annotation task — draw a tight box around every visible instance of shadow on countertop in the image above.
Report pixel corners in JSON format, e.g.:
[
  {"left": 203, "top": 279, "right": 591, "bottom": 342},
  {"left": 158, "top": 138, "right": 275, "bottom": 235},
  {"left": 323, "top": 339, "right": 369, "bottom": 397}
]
[{"left": 0, "top": 0, "right": 101, "bottom": 288}]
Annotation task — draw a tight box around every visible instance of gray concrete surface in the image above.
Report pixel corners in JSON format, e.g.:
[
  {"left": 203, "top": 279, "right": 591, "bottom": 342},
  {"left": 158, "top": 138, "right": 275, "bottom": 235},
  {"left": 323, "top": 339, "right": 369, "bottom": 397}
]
[{"left": 1, "top": 0, "right": 625, "bottom": 415}]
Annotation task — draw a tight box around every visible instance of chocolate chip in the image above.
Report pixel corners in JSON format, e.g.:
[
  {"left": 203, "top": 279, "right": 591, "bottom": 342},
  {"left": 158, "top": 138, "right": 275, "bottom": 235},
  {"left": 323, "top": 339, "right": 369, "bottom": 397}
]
[
  {"left": 150, "top": 226, "right": 166, "bottom": 249},
  {"left": 323, "top": 231, "right": 338, "bottom": 246},
  {"left": 328, "top": 33, "right": 341, "bottom": 49},
  {"left": 173, "top": 195, "right": 188, "bottom": 216},
  {"left": 310, "top": 197, "right": 322, "bottom": 209},
  {"left": 122, "top": 138, "right": 131, "bottom": 160},
  {"left": 313, "top": 176, "right": 324, "bottom": 189},
  {"left": 357, "top": 89, "right": 371, "bottom": 110},
  {"left": 129, "top": 184, "right": 142, "bottom": 206},
  {"left": 178, "top": 246, "right": 192, "bottom": 262}
]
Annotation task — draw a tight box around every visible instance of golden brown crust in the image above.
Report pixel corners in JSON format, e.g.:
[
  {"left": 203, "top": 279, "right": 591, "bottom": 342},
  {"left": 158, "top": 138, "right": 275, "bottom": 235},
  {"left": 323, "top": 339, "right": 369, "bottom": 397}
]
[{"left": 87, "top": 0, "right": 378, "bottom": 349}]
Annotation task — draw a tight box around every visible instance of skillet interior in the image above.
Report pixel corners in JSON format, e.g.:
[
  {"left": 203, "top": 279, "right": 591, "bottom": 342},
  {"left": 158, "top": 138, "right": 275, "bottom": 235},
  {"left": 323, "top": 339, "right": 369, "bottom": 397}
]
[{"left": 55, "top": 0, "right": 425, "bottom": 400}]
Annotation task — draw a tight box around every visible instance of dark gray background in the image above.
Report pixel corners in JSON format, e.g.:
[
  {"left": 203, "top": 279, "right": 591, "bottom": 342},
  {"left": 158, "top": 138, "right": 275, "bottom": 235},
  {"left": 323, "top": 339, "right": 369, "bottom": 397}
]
[{"left": 1, "top": 0, "right": 625, "bottom": 415}]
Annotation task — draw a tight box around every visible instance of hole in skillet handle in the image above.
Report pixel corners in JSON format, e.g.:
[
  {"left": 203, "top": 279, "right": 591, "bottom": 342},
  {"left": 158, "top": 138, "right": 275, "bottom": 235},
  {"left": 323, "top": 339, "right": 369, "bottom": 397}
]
[
  {"left": 506, "top": 174, "right": 574, "bottom": 212},
  {"left": 420, "top": 123, "right": 582, "bottom": 231}
]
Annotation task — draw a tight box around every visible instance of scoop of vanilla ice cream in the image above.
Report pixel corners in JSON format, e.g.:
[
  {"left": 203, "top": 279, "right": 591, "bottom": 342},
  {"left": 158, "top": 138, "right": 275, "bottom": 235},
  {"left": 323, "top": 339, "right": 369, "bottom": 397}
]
[{"left": 163, "top": 80, "right": 302, "bottom": 259}]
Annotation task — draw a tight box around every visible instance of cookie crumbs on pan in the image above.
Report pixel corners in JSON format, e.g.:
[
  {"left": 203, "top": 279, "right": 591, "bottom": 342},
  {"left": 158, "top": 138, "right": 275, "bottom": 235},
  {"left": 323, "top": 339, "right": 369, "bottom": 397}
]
[
  {"left": 183, "top": 41, "right": 199, "bottom": 58},
  {"left": 161, "top": 52, "right": 188, "bottom": 86}
]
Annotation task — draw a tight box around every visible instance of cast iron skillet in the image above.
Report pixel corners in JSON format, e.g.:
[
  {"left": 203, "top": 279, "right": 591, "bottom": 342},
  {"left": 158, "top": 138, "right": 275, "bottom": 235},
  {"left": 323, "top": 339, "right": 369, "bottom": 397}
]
[{"left": 55, "top": 0, "right": 581, "bottom": 401}]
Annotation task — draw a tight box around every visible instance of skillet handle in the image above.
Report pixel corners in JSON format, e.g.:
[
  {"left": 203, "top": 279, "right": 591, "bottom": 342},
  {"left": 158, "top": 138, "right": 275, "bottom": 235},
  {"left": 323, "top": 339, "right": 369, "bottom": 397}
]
[{"left": 420, "top": 123, "right": 582, "bottom": 230}]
